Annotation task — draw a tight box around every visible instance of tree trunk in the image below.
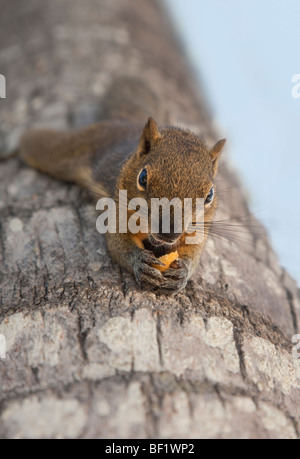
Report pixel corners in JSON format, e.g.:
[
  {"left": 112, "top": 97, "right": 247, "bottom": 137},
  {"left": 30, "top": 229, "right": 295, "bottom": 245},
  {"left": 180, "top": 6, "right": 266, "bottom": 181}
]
[{"left": 0, "top": 0, "right": 300, "bottom": 439}]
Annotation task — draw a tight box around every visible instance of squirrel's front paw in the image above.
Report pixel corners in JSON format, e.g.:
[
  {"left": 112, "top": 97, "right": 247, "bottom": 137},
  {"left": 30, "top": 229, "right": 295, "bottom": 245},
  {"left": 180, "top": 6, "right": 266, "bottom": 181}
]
[
  {"left": 133, "top": 250, "right": 165, "bottom": 290},
  {"left": 133, "top": 252, "right": 190, "bottom": 295},
  {"left": 159, "top": 258, "right": 190, "bottom": 294}
]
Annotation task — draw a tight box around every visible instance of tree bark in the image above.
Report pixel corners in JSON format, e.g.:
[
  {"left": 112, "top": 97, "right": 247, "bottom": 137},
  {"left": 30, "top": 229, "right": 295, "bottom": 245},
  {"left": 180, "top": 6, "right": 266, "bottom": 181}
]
[{"left": 0, "top": 0, "right": 300, "bottom": 439}]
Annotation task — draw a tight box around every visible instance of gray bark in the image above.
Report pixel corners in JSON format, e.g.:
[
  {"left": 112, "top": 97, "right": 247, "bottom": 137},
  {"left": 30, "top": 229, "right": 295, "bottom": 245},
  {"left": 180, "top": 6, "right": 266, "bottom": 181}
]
[{"left": 0, "top": 0, "right": 300, "bottom": 439}]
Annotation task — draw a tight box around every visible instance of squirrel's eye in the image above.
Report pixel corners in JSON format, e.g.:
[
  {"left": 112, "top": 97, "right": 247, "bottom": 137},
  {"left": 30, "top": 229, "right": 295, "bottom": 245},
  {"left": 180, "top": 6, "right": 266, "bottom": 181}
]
[
  {"left": 205, "top": 186, "right": 214, "bottom": 204},
  {"left": 138, "top": 168, "right": 147, "bottom": 190}
]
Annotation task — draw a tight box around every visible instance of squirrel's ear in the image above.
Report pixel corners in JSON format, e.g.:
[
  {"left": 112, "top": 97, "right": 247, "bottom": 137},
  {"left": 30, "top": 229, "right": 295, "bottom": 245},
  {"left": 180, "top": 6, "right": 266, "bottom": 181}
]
[
  {"left": 210, "top": 139, "right": 226, "bottom": 176},
  {"left": 137, "top": 117, "right": 161, "bottom": 156}
]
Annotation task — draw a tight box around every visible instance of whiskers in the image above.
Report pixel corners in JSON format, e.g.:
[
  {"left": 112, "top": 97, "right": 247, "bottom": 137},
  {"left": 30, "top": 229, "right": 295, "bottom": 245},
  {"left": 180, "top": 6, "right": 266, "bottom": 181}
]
[{"left": 191, "top": 213, "right": 264, "bottom": 249}]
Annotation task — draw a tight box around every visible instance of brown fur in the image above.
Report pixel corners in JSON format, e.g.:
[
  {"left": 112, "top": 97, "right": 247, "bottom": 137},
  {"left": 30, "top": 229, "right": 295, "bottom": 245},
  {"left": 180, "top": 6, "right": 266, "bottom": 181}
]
[{"left": 18, "top": 117, "right": 225, "bottom": 294}]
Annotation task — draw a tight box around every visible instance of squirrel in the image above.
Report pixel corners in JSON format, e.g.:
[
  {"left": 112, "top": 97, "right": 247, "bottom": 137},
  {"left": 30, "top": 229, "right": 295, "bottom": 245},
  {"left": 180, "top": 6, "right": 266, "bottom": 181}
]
[{"left": 14, "top": 116, "right": 226, "bottom": 294}]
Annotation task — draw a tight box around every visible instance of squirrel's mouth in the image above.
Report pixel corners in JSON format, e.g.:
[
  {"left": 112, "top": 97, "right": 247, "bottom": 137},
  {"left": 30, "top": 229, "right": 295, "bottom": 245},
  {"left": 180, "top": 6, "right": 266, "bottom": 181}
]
[{"left": 143, "top": 234, "right": 181, "bottom": 258}]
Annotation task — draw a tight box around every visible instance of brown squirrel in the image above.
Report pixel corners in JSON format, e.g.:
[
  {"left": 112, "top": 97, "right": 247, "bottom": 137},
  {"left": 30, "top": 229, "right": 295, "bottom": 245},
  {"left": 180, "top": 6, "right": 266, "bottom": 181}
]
[{"left": 16, "top": 117, "right": 225, "bottom": 294}]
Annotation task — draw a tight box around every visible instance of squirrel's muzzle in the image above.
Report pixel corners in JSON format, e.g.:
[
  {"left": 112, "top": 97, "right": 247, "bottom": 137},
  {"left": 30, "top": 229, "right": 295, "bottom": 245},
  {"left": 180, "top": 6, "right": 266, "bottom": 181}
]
[
  {"left": 156, "top": 233, "right": 182, "bottom": 244},
  {"left": 155, "top": 218, "right": 182, "bottom": 244}
]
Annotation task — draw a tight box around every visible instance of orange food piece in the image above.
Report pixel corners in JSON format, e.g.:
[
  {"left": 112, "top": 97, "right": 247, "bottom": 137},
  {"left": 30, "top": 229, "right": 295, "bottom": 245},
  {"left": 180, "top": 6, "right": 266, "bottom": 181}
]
[
  {"left": 154, "top": 251, "right": 179, "bottom": 272},
  {"left": 131, "top": 235, "right": 179, "bottom": 271}
]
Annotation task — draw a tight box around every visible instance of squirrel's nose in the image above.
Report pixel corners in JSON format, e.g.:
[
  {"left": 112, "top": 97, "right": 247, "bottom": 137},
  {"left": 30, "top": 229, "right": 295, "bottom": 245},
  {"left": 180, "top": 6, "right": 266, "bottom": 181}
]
[
  {"left": 157, "top": 219, "right": 182, "bottom": 243},
  {"left": 157, "top": 231, "right": 182, "bottom": 243}
]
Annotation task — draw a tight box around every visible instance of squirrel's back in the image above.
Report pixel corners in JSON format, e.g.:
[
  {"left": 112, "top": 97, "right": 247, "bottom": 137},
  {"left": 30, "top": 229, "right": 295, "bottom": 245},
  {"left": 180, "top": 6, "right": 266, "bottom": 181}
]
[{"left": 16, "top": 76, "right": 164, "bottom": 197}]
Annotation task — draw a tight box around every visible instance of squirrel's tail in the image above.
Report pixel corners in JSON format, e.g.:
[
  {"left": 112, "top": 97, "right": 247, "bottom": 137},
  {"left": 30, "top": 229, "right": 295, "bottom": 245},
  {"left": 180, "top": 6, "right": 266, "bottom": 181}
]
[
  {"left": 18, "top": 126, "right": 110, "bottom": 198},
  {"left": 19, "top": 129, "right": 78, "bottom": 182}
]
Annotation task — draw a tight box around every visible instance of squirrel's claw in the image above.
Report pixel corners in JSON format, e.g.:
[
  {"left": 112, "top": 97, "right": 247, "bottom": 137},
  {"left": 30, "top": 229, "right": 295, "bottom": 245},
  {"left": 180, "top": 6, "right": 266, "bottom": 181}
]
[
  {"left": 133, "top": 250, "right": 190, "bottom": 294},
  {"left": 157, "top": 258, "right": 190, "bottom": 294},
  {"left": 133, "top": 250, "right": 164, "bottom": 288}
]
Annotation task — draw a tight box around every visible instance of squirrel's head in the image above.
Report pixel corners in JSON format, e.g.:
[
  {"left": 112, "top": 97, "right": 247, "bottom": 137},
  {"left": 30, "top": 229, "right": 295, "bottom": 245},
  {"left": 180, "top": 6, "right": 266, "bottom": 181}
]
[{"left": 122, "top": 117, "right": 226, "bottom": 245}]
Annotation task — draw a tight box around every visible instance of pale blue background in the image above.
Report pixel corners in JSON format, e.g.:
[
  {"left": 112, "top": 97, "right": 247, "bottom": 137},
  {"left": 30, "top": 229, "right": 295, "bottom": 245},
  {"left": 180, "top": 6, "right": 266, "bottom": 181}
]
[{"left": 165, "top": 0, "right": 300, "bottom": 285}]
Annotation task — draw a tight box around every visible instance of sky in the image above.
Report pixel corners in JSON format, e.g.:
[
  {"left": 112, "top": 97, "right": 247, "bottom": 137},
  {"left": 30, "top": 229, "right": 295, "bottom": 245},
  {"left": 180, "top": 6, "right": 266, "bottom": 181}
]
[{"left": 164, "top": 0, "right": 300, "bottom": 285}]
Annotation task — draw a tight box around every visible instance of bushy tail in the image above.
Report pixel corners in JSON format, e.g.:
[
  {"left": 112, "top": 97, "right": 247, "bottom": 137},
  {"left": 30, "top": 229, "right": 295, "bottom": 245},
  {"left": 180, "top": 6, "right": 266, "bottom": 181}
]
[{"left": 17, "top": 126, "right": 110, "bottom": 199}]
